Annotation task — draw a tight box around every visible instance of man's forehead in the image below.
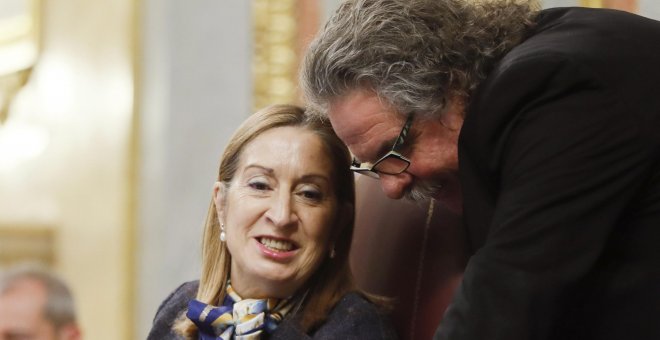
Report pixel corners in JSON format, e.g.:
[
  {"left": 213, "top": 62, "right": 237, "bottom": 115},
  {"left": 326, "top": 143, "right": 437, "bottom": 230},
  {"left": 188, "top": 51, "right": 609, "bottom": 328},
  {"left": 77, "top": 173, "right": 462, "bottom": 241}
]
[{"left": 327, "top": 91, "right": 402, "bottom": 159}]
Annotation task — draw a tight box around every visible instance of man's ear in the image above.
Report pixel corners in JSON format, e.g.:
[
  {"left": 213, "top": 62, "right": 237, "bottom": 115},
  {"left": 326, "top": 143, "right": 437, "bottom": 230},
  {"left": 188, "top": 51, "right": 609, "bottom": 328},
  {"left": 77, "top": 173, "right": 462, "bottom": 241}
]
[{"left": 213, "top": 181, "right": 227, "bottom": 221}]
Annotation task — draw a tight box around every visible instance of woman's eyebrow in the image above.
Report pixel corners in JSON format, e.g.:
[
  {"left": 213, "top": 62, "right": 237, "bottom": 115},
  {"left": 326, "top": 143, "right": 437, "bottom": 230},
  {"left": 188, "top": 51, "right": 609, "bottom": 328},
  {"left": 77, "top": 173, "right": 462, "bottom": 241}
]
[
  {"left": 299, "top": 173, "right": 331, "bottom": 184},
  {"left": 243, "top": 164, "right": 274, "bottom": 174}
]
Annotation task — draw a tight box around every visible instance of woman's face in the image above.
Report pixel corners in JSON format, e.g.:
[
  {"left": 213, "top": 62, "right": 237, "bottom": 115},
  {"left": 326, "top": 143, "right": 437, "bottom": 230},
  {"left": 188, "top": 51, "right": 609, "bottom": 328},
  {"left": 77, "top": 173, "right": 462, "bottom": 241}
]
[{"left": 215, "top": 126, "right": 340, "bottom": 298}]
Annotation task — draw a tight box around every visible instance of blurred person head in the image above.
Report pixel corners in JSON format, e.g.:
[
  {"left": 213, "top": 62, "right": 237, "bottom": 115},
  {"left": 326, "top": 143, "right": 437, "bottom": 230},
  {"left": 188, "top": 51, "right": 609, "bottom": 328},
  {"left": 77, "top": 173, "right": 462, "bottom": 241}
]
[
  {"left": 0, "top": 264, "right": 81, "bottom": 340},
  {"left": 175, "top": 104, "right": 356, "bottom": 336}
]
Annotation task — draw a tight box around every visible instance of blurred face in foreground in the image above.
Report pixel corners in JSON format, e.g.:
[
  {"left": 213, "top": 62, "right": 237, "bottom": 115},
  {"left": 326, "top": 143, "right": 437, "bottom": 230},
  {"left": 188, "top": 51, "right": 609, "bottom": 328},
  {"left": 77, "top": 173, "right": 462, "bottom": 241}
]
[
  {"left": 215, "top": 126, "right": 339, "bottom": 298},
  {"left": 328, "top": 89, "right": 464, "bottom": 213},
  {"left": 0, "top": 277, "right": 80, "bottom": 340}
]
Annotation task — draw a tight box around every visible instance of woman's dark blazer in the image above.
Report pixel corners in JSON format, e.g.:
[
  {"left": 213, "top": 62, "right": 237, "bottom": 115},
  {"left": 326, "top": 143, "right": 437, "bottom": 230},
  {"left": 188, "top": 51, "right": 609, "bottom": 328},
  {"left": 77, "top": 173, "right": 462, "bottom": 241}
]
[
  {"left": 437, "top": 7, "right": 660, "bottom": 340},
  {"left": 147, "top": 281, "right": 397, "bottom": 340}
]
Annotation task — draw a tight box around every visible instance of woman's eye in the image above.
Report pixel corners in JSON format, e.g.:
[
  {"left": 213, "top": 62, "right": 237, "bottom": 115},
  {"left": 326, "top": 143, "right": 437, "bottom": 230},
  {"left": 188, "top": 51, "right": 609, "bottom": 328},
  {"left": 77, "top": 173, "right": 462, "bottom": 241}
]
[
  {"left": 248, "top": 181, "right": 270, "bottom": 191},
  {"left": 300, "top": 189, "right": 323, "bottom": 201}
]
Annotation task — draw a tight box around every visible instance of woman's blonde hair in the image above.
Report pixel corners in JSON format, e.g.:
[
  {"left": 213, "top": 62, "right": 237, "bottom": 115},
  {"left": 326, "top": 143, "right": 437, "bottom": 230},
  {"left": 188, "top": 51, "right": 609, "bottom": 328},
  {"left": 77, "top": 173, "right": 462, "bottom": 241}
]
[{"left": 173, "top": 104, "right": 357, "bottom": 337}]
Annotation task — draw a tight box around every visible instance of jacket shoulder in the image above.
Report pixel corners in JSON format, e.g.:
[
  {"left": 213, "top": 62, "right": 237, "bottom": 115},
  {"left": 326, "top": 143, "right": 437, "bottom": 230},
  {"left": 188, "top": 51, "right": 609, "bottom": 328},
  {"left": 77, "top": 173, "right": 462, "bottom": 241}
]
[
  {"left": 146, "top": 281, "right": 199, "bottom": 340},
  {"left": 273, "top": 292, "right": 398, "bottom": 339},
  {"left": 317, "top": 292, "right": 398, "bottom": 339}
]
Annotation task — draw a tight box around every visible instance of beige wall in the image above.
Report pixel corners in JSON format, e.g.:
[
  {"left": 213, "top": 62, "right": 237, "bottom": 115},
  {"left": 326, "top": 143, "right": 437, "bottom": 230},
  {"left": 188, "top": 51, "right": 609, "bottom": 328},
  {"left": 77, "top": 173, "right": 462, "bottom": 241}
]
[
  {"left": 135, "top": 0, "right": 253, "bottom": 338},
  {"left": 0, "top": 0, "right": 135, "bottom": 339}
]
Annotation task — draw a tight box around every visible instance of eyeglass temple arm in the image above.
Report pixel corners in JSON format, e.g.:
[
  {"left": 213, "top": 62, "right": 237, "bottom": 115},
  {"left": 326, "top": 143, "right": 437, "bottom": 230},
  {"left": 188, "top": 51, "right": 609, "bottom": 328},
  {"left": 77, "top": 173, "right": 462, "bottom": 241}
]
[{"left": 393, "top": 114, "right": 414, "bottom": 149}]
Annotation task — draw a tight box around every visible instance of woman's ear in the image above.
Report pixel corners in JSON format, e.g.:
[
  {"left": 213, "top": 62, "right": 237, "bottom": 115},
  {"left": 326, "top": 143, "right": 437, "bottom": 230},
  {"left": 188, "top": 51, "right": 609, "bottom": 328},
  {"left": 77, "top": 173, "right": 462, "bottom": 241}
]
[{"left": 213, "top": 181, "right": 227, "bottom": 221}]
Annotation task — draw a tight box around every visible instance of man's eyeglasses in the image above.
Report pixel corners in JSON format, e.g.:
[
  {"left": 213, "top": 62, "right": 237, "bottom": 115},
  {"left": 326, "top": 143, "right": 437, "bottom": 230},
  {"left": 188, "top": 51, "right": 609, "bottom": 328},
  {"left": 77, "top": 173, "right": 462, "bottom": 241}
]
[{"left": 350, "top": 113, "right": 413, "bottom": 178}]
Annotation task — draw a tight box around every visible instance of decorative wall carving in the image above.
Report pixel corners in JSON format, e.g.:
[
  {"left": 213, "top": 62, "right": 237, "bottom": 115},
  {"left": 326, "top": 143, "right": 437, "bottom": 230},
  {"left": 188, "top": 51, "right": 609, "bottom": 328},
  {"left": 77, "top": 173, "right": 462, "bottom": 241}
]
[
  {"left": 252, "top": 0, "right": 298, "bottom": 111},
  {"left": 0, "top": 0, "right": 39, "bottom": 123}
]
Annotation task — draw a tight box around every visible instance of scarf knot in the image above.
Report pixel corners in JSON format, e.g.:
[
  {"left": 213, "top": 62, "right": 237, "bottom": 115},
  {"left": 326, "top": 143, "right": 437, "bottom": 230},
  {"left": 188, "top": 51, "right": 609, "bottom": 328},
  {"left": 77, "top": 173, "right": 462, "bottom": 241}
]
[{"left": 187, "top": 284, "right": 292, "bottom": 340}]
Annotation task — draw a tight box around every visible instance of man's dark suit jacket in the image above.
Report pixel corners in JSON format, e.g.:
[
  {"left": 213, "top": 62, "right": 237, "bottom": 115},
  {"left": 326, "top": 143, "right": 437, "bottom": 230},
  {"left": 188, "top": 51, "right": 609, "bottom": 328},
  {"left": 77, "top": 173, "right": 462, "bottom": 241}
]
[{"left": 437, "top": 7, "right": 660, "bottom": 340}]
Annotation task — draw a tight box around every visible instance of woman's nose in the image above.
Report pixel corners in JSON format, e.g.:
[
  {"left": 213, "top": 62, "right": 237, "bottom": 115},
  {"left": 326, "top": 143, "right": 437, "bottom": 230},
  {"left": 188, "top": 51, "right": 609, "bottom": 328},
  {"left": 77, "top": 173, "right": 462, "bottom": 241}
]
[
  {"left": 378, "top": 172, "right": 413, "bottom": 199},
  {"left": 265, "top": 193, "right": 298, "bottom": 227}
]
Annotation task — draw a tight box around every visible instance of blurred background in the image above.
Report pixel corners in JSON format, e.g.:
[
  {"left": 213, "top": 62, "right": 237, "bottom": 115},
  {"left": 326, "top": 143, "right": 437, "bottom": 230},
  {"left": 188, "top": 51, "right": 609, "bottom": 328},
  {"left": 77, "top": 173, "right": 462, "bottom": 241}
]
[{"left": 0, "top": 0, "right": 657, "bottom": 339}]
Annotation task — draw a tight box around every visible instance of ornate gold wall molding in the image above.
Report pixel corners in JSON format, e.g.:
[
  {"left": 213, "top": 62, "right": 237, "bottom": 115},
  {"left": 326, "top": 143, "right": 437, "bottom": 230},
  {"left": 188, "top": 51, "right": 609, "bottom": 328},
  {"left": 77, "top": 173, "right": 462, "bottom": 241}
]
[
  {"left": 581, "top": 0, "right": 604, "bottom": 7},
  {"left": 252, "top": 0, "right": 298, "bottom": 111},
  {"left": 581, "top": 0, "right": 638, "bottom": 13},
  {"left": 0, "top": 0, "right": 40, "bottom": 123}
]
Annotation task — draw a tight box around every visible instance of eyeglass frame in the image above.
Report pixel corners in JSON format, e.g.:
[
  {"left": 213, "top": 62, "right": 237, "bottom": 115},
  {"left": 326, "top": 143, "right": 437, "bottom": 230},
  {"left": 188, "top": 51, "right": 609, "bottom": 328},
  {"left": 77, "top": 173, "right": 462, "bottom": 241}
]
[{"left": 350, "top": 112, "right": 414, "bottom": 178}]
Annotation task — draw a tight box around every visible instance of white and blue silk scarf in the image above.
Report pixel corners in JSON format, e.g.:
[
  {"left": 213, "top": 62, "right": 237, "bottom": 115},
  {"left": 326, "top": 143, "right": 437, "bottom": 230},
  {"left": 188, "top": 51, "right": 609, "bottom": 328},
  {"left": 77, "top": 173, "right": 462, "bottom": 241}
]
[{"left": 187, "top": 283, "right": 293, "bottom": 340}]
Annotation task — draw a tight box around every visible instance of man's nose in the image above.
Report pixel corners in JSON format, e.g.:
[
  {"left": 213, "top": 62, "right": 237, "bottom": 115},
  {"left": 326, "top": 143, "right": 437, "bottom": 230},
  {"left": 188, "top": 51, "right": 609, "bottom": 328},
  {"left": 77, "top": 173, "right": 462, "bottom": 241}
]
[
  {"left": 378, "top": 172, "right": 413, "bottom": 199},
  {"left": 265, "top": 192, "right": 298, "bottom": 227}
]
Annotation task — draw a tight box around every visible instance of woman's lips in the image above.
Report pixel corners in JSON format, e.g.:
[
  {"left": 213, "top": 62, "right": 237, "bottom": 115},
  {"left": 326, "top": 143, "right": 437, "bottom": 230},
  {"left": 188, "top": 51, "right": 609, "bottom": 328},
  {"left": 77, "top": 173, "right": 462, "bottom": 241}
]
[
  {"left": 254, "top": 236, "right": 299, "bottom": 260},
  {"left": 259, "top": 237, "right": 294, "bottom": 251}
]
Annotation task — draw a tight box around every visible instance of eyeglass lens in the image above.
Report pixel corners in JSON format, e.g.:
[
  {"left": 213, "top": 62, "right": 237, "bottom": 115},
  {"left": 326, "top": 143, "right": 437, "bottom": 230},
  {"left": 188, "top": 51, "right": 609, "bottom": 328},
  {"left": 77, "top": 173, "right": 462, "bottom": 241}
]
[{"left": 373, "top": 156, "right": 409, "bottom": 175}]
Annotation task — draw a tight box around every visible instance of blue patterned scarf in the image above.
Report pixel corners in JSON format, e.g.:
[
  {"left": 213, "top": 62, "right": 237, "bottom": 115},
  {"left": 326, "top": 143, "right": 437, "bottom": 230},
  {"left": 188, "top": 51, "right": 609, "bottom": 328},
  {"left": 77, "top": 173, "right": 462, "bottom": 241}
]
[{"left": 187, "top": 283, "right": 293, "bottom": 340}]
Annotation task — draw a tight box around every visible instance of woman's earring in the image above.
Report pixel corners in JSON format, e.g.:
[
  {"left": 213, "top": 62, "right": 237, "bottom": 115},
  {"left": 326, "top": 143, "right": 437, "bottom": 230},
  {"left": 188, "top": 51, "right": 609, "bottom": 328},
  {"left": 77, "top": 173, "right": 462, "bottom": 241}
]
[
  {"left": 329, "top": 247, "right": 336, "bottom": 259},
  {"left": 220, "top": 223, "right": 226, "bottom": 242}
]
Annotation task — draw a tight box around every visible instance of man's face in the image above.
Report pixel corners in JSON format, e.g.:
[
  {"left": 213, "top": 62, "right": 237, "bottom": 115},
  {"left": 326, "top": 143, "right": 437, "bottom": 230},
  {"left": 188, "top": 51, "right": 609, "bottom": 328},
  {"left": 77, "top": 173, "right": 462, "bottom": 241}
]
[
  {"left": 328, "top": 89, "right": 464, "bottom": 213},
  {"left": 0, "top": 278, "right": 57, "bottom": 340}
]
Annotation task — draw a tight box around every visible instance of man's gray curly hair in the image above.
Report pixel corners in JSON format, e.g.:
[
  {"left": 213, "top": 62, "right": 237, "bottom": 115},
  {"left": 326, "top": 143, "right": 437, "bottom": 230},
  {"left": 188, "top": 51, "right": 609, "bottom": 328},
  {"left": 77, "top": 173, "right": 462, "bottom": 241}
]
[{"left": 301, "top": 0, "right": 539, "bottom": 118}]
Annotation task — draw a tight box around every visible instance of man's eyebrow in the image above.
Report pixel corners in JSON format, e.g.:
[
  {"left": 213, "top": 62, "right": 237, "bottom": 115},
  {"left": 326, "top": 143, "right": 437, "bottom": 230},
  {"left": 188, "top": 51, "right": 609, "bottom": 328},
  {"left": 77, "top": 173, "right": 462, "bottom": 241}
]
[
  {"left": 354, "top": 137, "right": 396, "bottom": 164},
  {"left": 374, "top": 137, "right": 397, "bottom": 158}
]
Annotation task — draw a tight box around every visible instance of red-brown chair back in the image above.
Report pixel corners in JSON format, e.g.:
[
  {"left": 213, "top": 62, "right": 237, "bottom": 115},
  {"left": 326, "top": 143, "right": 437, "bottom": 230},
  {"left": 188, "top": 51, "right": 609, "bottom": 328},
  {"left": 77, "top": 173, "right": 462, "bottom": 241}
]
[{"left": 350, "top": 178, "right": 468, "bottom": 339}]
